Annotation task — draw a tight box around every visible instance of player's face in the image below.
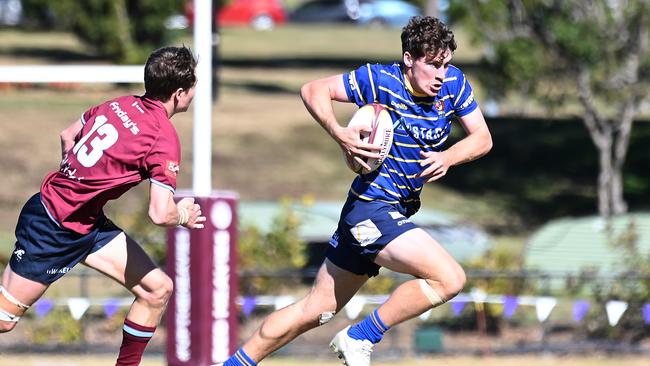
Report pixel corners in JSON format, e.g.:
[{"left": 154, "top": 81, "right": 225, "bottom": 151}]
[{"left": 404, "top": 48, "right": 452, "bottom": 97}]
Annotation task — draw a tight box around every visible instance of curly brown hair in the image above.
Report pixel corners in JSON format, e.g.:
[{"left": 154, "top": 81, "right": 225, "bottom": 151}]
[
  {"left": 401, "top": 16, "right": 456, "bottom": 60},
  {"left": 144, "top": 45, "right": 197, "bottom": 102}
]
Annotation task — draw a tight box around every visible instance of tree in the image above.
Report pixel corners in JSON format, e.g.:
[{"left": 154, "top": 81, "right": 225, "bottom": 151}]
[
  {"left": 21, "top": 0, "right": 180, "bottom": 63},
  {"left": 450, "top": 0, "right": 650, "bottom": 218}
]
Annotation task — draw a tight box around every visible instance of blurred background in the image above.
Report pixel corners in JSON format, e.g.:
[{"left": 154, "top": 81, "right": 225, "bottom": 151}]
[{"left": 1, "top": 0, "right": 650, "bottom": 365}]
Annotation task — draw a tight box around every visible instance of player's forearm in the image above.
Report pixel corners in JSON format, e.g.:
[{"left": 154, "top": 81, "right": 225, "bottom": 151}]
[
  {"left": 300, "top": 81, "right": 343, "bottom": 141},
  {"left": 59, "top": 120, "right": 83, "bottom": 159},
  {"left": 149, "top": 199, "right": 182, "bottom": 227},
  {"left": 443, "top": 125, "right": 492, "bottom": 166},
  {"left": 60, "top": 136, "right": 75, "bottom": 159}
]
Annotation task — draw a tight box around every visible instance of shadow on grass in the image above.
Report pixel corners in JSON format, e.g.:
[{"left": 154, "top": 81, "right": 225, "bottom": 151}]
[
  {"left": 220, "top": 57, "right": 485, "bottom": 72},
  {"left": 0, "top": 47, "right": 103, "bottom": 62}
]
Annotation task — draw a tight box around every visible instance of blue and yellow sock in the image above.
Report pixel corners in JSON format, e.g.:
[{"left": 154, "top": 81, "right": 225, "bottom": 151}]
[
  {"left": 223, "top": 347, "right": 257, "bottom": 366},
  {"left": 347, "top": 309, "right": 390, "bottom": 344}
]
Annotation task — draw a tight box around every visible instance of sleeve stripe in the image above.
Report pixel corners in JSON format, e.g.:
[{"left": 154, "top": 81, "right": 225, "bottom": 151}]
[
  {"left": 350, "top": 72, "right": 366, "bottom": 104},
  {"left": 454, "top": 76, "right": 467, "bottom": 107},
  {"left": 80, "top": 112, "right": 87, "bottom": 125},
  {"left": 366, "top": 63, "right": 377, "bottom": 103},
  {"left": 150, "top": 178, "right": 175, "bottom": 193}
]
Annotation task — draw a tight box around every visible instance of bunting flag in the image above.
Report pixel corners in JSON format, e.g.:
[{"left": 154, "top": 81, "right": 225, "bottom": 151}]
[
  {"left": 572, "top": 300, "right": 590, "bottom": 322},
  {"left": 34, "top": 299, "right": 54, "bottom": 318},
  {"left": 643, "top": 303, "right": 650, "bottom": 325},
  {"left": 535, "top": 297, "right": 557, "bottom": 322},
  {"left": 605, "top": 300, "right": 628, "bottom": 327},
  {"left": 450, "top": 301, "right": 466, "bottom": 317},
  {"left": 67, "top": 298, "right": 90, "bottom": 320},
  {"left": 469, "top": 288, "right": 487, "bottom": 303},
  {"left": 502, "top": 296, "right": 518, "bottom": 319},
  {"left": 103, "top": 298, "right": 121, "bottom": 318},
  {"left": 273, "top": 296, "right": 294, "bottom": 311},
  {"left": 242, "top": 296, "right": 257, "bottom": 317},
  {"left": 24, "top": 294, "right": 650, "bottom": 325},
  {"left": 344, "top": 296, "right": 367, "bottom": 320}
]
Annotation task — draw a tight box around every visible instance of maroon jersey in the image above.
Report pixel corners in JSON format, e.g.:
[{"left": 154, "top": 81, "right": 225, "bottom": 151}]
[{"left": 40, "top": 95, "right": 181, "bottom": 234}]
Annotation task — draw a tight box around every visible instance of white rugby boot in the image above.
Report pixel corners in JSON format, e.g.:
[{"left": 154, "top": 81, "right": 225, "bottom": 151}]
[{"left": 329, "top": 325, "right": 375, "bottom": 366}]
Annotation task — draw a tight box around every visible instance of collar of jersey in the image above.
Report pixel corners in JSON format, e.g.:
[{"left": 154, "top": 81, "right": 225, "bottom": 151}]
[{"left": 403, "top": 73, "right": 430, "bottom": 98}]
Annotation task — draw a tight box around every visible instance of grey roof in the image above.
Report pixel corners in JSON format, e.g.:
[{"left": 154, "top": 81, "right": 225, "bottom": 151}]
[{"left": 524, "top": 213, "right": 650, "bottom": 275}]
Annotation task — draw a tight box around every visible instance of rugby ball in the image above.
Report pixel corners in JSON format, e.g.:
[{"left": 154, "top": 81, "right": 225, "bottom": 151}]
[{"left": 345, "top": 103, "right": 393, "bottom": 174}]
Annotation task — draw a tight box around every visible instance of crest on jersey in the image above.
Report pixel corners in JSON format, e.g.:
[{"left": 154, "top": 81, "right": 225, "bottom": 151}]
[
  {"left": 166, "top": 160, "right": 180, "bottom": 178},
  {"left": 434, "top": 100, "right": 445, "bottom": 113}
]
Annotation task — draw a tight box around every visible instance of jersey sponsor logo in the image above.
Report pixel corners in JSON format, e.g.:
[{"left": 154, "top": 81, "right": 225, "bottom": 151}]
[
  {"left": 397, "top": 219, "right": 411, "bottom": 226},
  {"left": 390, "top": 100, "right": 408, "bottom": 110},
  {"left": 458, "top": 92, "right": 474, "bottom": 110},
  {"left": 350, "top": 219, "right": 382, "bottom": 247},
  {"left": 46, "top": 267, "right": 71, "bottom": 275},
  {"left": 166, "top": 160, "right": 180, "bottom": 178},
  {"left": 12, "top": 249, "right": 25, "bottom": 261},
  {"left": 348, "top": 74, "right": 357, "bottom": 91},
  {"left": 59, "top": 156, "right": 84, "bottom": 181},
  {"left": 329, "top": 231, "right": 340, "bottom": 248},
  {"left": 110, "top": 102, "right": 140, "bottom": 135}
]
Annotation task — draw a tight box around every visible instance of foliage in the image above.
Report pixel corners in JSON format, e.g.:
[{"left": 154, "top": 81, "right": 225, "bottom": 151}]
[
  {"left": 20, "top": 0, "right": 182, "bottom": 63},
  {"left": 449, "top": 0, "right": 650, "bottom": 218},
  {"left": 25, "top": 308, "right": 82, "bottom": 344},
  {"left": 238, "top": 199, "right": 308, "bottom": 294}
]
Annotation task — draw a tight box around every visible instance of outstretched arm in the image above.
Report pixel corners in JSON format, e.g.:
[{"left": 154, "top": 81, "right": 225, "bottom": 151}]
[
  {"left": 417, "top": 108, "right": 493, "bottom": 182},
  {"left": 60, "top": 119, "right": 83, "bottom": 159},
  {"left": 148, "top": 183, "right": 206, "bottom": 229},
  {"left": 300, "top": 75, "right": 381, "bottom": 170}
]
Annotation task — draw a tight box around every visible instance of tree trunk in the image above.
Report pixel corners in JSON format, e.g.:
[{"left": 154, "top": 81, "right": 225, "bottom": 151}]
[
  {"left": 113, "top": 0, "right": 136, "bottom": 63},
  {"left": 595, "top": 122, "right": 629, "bottom": 218},
  {"left": 597, "top": 133, "right": 614, "bottom": 218}
]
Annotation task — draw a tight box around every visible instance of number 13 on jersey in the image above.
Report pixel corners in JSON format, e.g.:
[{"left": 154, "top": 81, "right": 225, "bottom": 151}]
[{"left": 72, "top": 115, "right": 119, "bottom": 167}]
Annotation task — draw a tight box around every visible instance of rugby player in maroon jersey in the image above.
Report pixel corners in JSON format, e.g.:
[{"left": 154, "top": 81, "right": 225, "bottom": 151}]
[{"left": 0, "top": 46, "right": 206, "bottom": 366}]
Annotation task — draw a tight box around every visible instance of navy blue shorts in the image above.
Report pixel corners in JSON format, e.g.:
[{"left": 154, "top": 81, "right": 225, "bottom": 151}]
[
  {"left": 326, "top": 198, "right": 418, "bottom": 277},
  {"left": 9, "top": 193, "right": 123, "bottom": 284}
]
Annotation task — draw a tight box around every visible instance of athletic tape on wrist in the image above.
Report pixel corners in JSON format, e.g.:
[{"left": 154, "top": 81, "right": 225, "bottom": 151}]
[
  {"left": 177, "top": 206, "right": 189, "bottom": 226},
  {"left": 0, "top": 308, "right": 20, "bottom": 322}
]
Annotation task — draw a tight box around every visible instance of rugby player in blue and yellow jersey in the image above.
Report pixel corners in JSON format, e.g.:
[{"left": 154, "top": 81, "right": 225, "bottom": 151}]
[{"left": 220, "top": 16, "right": 493, "bottom": 366}]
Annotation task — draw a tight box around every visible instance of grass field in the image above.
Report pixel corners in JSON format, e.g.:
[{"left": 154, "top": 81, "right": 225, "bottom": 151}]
[{"left": 0, "top": 354, "right": 648, "bottom": 366}]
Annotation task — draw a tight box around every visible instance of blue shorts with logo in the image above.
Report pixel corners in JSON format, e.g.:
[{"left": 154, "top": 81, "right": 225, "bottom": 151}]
[
  {"left": 326, "top": 197, "right": 418, "bottom": 277},
  {"left": 9, "top": 193, "right": 123, "bottom": 285}
]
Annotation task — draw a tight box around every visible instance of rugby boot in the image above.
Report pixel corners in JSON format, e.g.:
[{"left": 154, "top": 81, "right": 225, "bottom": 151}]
[{"left": 329, "top": 325, "right": 374, "bottom": 366}]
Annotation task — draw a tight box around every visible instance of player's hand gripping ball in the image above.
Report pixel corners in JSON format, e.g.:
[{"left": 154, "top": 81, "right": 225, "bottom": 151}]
[{"left": 344, "top": 103, "right": 394, "bottom": 174}]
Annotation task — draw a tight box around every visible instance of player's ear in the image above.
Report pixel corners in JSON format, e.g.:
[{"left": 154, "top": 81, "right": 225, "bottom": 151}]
[
  {"left": 172, "top": 87, "right": 184, "bottom": 103},
  {"left": 403, "top": 52, "right": 413, "bottom": 68}
]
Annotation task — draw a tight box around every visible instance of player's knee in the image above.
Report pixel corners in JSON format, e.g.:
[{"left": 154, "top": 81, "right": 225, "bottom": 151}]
[
  {"left": 140, "top": 273, "right": 174, "bottom": 309},
  {"left": 438, "top": 265, "right": 466, "bottom": 300}
]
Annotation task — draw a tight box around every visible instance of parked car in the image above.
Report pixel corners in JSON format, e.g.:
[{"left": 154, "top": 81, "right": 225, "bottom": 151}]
[
  {"left": 358, "top": 0, "right": 421, "bottom": 27},
  {"left": 185, "top": 0, "right": 286, "bottom": 30},
  {"left": 289, "top": 0, "right": 420, "bottom": 28}
]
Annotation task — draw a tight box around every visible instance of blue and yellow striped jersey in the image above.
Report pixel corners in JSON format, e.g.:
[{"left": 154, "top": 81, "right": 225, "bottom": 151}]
[{"left": 342, "top": 62, "right": 478, "bottom": 213}]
